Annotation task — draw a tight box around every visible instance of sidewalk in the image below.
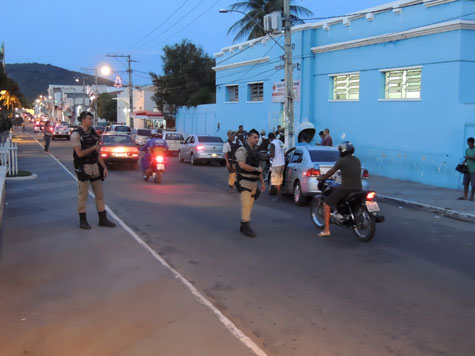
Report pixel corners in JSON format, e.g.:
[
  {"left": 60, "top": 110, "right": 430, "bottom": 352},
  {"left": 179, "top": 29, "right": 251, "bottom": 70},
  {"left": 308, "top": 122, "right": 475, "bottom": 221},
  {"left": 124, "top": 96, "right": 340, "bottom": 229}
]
[
  {"left": 370, "top": 175, "right": 475, "bottom": 223},
  {"left": 0, "top": 132, "right": 262, "bottom": 355}
]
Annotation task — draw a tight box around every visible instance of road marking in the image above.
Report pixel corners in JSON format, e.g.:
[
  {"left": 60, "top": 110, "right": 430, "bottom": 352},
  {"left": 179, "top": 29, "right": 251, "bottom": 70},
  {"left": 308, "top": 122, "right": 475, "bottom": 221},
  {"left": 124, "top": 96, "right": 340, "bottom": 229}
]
[{"left": 28, "top": 132, "right": 268, "bottom": 356}]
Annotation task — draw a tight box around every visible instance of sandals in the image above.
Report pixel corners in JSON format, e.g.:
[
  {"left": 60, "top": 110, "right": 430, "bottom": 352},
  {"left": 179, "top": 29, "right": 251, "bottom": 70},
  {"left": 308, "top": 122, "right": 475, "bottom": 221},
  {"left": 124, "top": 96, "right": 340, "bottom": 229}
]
[{"left": 318, "top": 231, "right": 331, "bottom": 237}]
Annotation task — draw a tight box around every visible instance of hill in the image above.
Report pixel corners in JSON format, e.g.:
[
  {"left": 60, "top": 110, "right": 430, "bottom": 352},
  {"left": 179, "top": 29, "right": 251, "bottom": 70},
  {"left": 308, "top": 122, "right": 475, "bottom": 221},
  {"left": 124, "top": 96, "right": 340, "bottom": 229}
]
[{"left": 5, "top": 63, "right": 115, "bottom": 103}]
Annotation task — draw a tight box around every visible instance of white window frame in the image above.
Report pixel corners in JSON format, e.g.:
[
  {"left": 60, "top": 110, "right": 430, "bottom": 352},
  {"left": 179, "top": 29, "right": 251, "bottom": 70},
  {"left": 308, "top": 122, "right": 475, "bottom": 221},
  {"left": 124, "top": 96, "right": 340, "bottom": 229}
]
[
  {"left": 329, "top": 72, "right": 360, "bottom": 101},
  {"left": 379, "top": 66, "right": 422, "bottom": 101},
  {"left": 225, "top": 84, "right": 239, "bottom": 103},
  {"left": 247, "top": 81, "right": 264, "bottom": 103}
]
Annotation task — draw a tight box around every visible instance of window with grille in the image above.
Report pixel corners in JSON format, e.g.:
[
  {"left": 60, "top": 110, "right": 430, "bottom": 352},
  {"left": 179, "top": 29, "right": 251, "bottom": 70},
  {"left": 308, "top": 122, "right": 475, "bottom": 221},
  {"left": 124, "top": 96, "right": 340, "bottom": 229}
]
[
  {"left": 248, "top": 82, "right": 264, "bottom": 102},
  {"left": 384, "top": 68, "right": 421, "bottom": 99},
  {"left": 225, "top": 85, "right": 239, "bottom": 102},
  {"left": 332, "top": 73, "right": 360, "bottom": 100}
]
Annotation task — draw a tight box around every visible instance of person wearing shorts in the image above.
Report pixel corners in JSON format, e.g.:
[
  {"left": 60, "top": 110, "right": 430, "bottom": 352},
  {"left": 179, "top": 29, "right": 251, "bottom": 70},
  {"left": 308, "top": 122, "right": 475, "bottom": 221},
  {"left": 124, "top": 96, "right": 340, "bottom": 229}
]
[{"left": 268, "top": 132, "right": 285, "bottom": 201}]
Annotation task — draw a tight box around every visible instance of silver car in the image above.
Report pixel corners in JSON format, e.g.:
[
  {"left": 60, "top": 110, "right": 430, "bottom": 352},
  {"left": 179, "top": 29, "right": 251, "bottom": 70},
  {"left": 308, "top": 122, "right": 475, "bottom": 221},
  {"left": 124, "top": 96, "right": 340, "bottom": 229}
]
[
  {"left": 164, "top": 131, "right": 185, "bottom": 154},
  {"left": 132, "top": 128, "right": 152, "bottom": 146},
  {"left": 269, "top": 146, "right": 369, "bottom": 205},
  {"left": 178, "top": 135, "right": 225, "bottom": 165}
]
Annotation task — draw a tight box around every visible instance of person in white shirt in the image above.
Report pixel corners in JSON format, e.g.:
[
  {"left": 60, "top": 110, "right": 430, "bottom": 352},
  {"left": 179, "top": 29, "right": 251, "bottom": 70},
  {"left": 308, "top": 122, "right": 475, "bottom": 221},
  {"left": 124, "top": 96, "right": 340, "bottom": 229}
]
[{"left": 268, "top": 132, "right": 285, "bottom": 201}]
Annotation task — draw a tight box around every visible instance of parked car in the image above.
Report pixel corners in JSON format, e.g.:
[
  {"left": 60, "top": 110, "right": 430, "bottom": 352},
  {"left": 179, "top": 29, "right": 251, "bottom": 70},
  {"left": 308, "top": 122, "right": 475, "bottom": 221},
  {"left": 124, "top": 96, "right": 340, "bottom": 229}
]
[
  {"left": 94, "top": 126, "right": 106, "bottom": 136},
  {"left": 164, "top": 131, "right": 185, "bottom": 155},
  {"left": 131, "top": 128, "right": 152, "bottom": 146},
  {"left": 104, "top": 124, "right": 132, "bottom": 135},
  {"left": 52, "top": 124, "right": 70, "bottom": 140},
  {"left": 268, "top": 146, "right": 369, "bottom": 206},
  {"left": 178, "top": 135, "right": 225, "bottom": 165},
  {"left": 99, "top": 134, "right": 139, "bottom": 169}
]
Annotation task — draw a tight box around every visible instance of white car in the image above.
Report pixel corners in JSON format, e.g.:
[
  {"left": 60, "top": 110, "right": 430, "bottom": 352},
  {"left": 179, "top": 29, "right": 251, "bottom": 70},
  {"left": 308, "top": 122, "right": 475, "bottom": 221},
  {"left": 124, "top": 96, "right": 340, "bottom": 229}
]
[
  {"left": 131, "top": 128, "right": 152, "bottom": 146},
  {"left": 53, "top": 124, "right": 70, "bottom": 140},
  {"left": 164, "top": 131, "right": 185, "bottom": 154},
  {"left": 104, "top": 124, "right": 132, "bottom": 135}
]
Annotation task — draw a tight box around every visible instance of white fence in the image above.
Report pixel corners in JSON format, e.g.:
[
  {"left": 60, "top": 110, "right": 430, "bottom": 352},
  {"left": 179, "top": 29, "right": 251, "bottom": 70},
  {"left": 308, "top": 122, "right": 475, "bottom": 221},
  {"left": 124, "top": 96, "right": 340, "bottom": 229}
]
[{"left": 0, "top": 139, "right": 18, "bottom": 177}]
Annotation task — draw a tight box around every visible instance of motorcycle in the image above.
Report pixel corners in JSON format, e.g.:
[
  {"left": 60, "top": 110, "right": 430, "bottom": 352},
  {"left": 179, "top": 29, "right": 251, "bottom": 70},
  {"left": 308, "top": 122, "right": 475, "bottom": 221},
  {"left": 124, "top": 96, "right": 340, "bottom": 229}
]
[
  {"left": 143, "top": 152, "right": 166, "bottom": 184},
  {"left": 310, "top": 180, "right": 385, "bottom": 242}
]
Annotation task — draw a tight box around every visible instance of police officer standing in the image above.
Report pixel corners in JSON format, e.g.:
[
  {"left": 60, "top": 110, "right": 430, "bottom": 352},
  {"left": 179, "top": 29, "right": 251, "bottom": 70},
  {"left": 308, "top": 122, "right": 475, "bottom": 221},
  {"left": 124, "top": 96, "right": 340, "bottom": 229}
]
[
  {"left": 235, "top": 129, "right": 266, "bottom": 237},
  {"left": 223, "top": 130, "right": 241, "bottom": 192},
  {"left": 71, "top": 111, "right": 116, "bottom": 230}
]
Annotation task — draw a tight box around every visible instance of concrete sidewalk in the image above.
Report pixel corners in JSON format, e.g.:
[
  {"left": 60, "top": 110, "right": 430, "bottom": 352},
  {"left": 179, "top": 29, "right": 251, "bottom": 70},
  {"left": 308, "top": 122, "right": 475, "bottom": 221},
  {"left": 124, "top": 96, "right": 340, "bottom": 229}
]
[
  {"left": 0, "top": 133, "right": 262, "bottom": 355},
  {"left": 370, "top": 175, "right": 475, "bottom": 223}
]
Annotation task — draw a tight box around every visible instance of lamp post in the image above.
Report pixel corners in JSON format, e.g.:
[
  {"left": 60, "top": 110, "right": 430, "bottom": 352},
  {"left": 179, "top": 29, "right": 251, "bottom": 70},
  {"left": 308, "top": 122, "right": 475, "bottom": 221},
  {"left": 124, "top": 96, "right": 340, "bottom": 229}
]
[
  {"left": 80, "top": 64, "right": 111, "bottom": 127},
  {"left": 220, "top": 4, "right": 294, "bottom": 147}
]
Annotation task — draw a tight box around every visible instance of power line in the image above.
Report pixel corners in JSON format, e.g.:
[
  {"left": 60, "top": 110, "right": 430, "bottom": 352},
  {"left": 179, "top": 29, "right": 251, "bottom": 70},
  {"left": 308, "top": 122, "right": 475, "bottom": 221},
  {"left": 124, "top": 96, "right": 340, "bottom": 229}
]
[
  {"left": 135, "top": 0, "right": 206, "bottom": 50},
  {"left": 128, "top": 0, "right": 192, "bottom": 49}
]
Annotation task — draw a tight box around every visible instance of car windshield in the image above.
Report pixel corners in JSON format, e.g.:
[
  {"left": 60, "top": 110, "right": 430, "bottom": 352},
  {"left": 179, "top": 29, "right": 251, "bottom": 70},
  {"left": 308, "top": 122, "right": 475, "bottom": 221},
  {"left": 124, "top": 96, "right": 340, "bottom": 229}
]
[
  {"left": 165, "top": 133, "right": 184, "bottom": 140},
  {"left": 137, "top": 129, "right": 152, "bottom": 136},
  {"left": 102, "top": 135, "right": 134, "bottom": 145},
  {"left": 114, "top": 126, "right": 131, "bottom": 132},
  {"left": 197, "top": 136, "right": 223, "bottom": 143},
  {"left": 309, "top": 150, "right": 340, "bottom": 163}
]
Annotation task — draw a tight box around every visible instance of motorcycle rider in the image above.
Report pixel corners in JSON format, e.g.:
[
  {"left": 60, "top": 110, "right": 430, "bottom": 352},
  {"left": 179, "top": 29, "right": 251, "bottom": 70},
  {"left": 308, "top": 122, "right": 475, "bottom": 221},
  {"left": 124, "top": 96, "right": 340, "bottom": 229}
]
[
  {"left": 317, "top": 141, "right": 362, "bottom": 237},
  {"left": 141, "top": 129, "right": 169, "bottom": 178}
]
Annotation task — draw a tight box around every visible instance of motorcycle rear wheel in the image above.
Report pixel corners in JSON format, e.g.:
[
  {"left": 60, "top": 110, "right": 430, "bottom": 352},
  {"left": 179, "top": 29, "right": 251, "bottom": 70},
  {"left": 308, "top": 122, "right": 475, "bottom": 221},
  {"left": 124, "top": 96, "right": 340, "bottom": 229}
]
[
  {"left": 310, "top": 196, "right": 325, "bottom": 229},
  {"left": 352, "top": 206, "right": 376, "bottom": 242},
  {"left": 154, "top": 173, "right": 162, "bottom": 184}
]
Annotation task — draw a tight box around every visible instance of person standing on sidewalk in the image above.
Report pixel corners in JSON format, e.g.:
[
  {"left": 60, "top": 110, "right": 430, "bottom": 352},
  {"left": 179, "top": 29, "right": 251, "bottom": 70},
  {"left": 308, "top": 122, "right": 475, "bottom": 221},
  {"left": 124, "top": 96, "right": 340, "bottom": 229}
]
[
  {"left": 43, "top": 121, "right": 53, "bottom": 152},
  {"left": 268, "top": 132, "right": 285, "bottom": 201},
  {"left": 223, "top": 130, "right": 241, "bottom": 192},
  {"left": 321, "top": 128, "right": 333, "bottom": 147},
  {"left": 459, "top": 137, "right": 475, "bottom": 201},
  {"left": 71, "top": 111, "right": 116, "bottom": 230},
  {"left": 235, "top": 129, "right": 266, "bottom": 237}
]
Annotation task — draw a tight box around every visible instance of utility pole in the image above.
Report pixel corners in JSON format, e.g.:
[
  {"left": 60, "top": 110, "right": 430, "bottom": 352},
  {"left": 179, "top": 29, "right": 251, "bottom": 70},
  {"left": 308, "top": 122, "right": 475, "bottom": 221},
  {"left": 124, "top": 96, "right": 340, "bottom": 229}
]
[
  {"left": 107, "top": 53, "right": 136, "bottom": 129},
  {"left": 283, "top": 0, "right": 294, "bottom": 147}
]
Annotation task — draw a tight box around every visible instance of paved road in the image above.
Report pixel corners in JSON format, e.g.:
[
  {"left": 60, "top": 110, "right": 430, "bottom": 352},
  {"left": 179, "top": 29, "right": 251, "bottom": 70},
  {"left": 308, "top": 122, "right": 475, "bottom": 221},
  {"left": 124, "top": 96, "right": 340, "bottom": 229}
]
[{"left": 42, "top": 134, "right": 475, "bottom": 356}]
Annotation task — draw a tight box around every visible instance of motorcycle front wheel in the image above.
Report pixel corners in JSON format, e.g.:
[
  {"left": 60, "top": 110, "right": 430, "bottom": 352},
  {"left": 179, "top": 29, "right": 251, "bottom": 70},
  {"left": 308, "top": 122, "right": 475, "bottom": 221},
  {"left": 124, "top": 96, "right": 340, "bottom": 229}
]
[
  {"left": 352, "top": 206, "right": 376, "bottom": 242},
  {"left": 310, "top": 196, "right": 325, "bottom": 229}
]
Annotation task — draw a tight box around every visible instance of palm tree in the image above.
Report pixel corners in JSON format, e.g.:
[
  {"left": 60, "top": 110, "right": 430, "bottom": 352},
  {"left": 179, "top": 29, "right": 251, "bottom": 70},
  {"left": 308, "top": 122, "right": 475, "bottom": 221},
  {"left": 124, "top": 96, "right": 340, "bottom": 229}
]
[{"left": 227, "top": 0, "right": 313, "bottom": 42}]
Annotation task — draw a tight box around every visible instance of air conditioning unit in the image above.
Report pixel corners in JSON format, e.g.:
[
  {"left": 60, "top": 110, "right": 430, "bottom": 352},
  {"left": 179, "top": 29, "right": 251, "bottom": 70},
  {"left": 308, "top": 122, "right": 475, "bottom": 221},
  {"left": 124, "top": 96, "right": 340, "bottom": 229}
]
[{"left": 264, "top": 11, "right": 282, "bottom": 33}]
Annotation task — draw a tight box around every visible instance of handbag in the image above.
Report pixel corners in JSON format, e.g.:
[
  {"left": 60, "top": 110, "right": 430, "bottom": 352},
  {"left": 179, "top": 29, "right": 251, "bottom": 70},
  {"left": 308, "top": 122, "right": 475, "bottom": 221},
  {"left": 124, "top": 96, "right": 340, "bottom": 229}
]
[{"left": 456, "top": 163, "right": 469, "bottom": 174}]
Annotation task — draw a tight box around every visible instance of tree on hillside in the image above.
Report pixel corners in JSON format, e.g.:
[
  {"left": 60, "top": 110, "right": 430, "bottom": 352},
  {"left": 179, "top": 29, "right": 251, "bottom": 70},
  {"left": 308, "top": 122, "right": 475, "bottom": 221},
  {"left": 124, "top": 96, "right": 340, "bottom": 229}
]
[
  {"left": 97, "top": 93, "right": 117, "bottom": 123},
  {"left": 150, "top": 40, "right": 216, "bottom": 116},
  {"left": 227, "top": 0, "right": 313, "bottom": 41},
  {"left": 0, "top": 62, "right": 29, "bottom": 108}
]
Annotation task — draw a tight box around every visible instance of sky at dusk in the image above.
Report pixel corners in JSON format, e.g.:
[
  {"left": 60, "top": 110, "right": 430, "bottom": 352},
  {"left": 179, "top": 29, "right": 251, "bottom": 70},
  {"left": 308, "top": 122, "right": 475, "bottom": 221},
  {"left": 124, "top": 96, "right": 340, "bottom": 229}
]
[{"left": 2, "top": 0, "right": 392, "bottom": 85}]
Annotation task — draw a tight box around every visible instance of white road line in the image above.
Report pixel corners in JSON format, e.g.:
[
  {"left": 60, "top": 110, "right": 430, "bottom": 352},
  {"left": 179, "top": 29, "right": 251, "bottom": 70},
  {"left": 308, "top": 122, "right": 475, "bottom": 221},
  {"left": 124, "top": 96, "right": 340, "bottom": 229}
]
[{"left": 28, "top": 132, "right": 268, "bottom": 356}]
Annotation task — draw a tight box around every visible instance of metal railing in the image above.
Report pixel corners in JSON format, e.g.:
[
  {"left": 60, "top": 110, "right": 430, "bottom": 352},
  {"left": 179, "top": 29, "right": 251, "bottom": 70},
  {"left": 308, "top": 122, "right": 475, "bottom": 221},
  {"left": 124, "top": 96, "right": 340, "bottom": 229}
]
[{"left": 0, "top": 137, "right": 18, "bottom": 176}]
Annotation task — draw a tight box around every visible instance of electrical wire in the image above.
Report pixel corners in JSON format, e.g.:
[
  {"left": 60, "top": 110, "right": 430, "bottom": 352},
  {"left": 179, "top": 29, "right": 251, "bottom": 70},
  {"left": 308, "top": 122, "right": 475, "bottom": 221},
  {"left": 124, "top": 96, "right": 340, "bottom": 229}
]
[{"left": 128, "top": 0, "right": 191, "bottom": 49}]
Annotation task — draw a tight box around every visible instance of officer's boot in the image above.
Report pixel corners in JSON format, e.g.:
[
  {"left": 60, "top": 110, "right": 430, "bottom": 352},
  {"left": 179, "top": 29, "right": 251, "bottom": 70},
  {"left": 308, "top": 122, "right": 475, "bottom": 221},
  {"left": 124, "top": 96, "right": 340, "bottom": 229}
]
[
  {"left": 98, "top": 210, "right": 116, "bottom": 228},
  {"left": 240, "top": 221, "right": 256, "bottom": 237},
  {"left": 79, "top": 213, "right": 91, "bottom": 230}
]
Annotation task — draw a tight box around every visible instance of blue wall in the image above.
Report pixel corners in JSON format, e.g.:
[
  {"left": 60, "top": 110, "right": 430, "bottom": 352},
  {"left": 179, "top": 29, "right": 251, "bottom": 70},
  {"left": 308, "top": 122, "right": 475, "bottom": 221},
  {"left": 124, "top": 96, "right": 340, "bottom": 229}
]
[{"left": 177, "top": 0, "right": 475, "bottom": 188}]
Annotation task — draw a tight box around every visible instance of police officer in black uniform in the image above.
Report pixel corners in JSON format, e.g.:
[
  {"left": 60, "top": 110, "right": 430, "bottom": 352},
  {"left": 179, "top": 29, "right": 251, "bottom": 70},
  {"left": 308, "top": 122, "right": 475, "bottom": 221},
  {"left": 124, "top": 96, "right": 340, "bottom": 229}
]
[{"left": 71, "top": 111, "right": 116, "bottom": 229}]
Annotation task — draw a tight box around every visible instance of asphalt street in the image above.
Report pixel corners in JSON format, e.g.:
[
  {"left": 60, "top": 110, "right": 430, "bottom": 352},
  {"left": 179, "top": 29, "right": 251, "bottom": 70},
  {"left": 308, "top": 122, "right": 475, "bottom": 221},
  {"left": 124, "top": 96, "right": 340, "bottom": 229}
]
[{"left": 37, "top": 133, "right": 475, "bottom": 356}]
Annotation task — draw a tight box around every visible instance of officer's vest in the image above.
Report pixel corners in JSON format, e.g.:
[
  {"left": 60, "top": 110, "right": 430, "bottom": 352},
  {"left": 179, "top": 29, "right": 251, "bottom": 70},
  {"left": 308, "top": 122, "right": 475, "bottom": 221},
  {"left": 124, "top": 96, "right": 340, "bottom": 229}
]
[
  {"left": 237, "top": 144, "right": 260, "bottom": 184},
  {"left": 73, "top": 127, "right": 99, "bottom": 168},
  {"left": 227, "top": 139, "right": 241, "bottom": 161}
]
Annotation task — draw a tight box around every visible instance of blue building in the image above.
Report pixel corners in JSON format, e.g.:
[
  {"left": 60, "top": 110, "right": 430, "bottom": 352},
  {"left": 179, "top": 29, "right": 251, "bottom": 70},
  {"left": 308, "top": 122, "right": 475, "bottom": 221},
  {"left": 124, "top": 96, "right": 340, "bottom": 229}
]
[{"left": 176, "top": 0, "right": 475, "bottom": 188}]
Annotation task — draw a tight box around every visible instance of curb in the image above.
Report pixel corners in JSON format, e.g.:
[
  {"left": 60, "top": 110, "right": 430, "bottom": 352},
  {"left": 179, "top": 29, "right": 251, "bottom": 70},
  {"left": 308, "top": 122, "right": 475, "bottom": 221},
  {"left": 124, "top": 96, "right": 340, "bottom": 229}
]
[
  {"left": 6, "top": 173, "right": 38, "bottom": 181},
  {"left": 379, "top": 195, "right": 475, "bottom": 224}
]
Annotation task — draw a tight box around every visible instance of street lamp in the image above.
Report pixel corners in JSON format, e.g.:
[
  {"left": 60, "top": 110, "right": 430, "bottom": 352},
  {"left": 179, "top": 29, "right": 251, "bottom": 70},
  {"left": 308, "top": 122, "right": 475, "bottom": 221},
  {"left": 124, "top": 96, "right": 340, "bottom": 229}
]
[
  {"left": 220, "top": 3, "right": 295, "bottom": 147},
  {"left": 80, "top": 63, "right": 112, "bottom": 126}
]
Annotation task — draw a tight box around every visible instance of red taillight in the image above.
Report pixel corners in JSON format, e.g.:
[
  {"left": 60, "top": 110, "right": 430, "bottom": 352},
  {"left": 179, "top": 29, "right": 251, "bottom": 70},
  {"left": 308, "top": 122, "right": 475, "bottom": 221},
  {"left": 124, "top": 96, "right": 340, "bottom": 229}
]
[
  {"left": 156, "top": 155, "right": 164, "bottom": 163},
  {"left": 196, "top": 145, "right": 205, "bottom": 151},
  {"left": 366, "top": 191, "right": 376, "bottom": 201},
  {"left": 101, "top": 152, "right": 109, "bottom": 158},
  {"left": 304, "top": 168, "right": 321, "bottom": 177},
  {"left": 132, "top": 153, "right": 139, "bottom": 157},
  {"left": 362, "top": 169, "right": 369, "bottom": 180}
]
